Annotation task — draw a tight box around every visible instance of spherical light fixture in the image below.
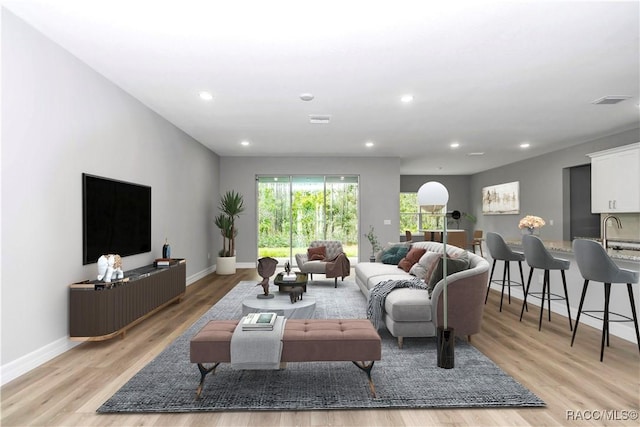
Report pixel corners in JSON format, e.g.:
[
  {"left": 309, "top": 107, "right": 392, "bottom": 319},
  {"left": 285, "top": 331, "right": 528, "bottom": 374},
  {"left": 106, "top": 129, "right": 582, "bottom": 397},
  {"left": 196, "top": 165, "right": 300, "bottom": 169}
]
[{"left": 417, "top": 181, "right": 449, "bottom": 211}]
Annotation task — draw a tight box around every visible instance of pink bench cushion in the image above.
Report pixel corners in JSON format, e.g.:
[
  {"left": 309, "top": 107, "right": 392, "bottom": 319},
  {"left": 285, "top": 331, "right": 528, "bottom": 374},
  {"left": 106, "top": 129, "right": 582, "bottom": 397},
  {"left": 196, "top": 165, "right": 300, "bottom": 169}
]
[
  {"left": 190, "top": 320, "right": 237, "bottom": 363},
  {"left": 190, "top": 319, "right": 381, "bottom": 364},
  {"left": 282, "top": 319, "right": 381, "bottom": 362}
]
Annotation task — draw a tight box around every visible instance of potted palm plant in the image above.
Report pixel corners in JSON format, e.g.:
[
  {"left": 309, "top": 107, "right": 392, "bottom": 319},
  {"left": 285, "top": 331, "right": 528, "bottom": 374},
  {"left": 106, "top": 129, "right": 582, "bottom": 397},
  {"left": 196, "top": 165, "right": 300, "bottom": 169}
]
[{"left": 214, "top": 190, "right": 245, "bottom": 275}]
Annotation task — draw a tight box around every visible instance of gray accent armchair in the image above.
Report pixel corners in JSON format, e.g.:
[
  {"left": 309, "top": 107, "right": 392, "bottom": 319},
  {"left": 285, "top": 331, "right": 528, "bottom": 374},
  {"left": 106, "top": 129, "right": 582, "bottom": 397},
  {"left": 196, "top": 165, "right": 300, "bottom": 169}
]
[{"left": 295, "top": 240, "right": 350, "bottom": 287}]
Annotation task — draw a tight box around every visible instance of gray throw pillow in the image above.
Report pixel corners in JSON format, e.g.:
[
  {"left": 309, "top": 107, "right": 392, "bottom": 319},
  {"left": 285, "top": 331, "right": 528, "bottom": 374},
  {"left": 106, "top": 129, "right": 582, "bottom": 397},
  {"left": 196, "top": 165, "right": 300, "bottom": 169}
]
[{"left": 427, "top": 252, "right": 470, "bottom": 297}]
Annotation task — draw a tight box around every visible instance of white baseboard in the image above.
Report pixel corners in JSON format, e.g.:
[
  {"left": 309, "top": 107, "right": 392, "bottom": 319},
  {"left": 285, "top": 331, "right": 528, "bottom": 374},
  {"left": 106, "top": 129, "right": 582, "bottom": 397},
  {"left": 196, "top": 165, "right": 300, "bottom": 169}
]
[
  {"left": 1, "top": 264, "right": 215, "bottom": 387},
  {"left": 487, "top": 283, "right": 638, "bottom": 344},
  {"left": 0, "top": 337, "right": 80, "bottom": 386},
  {"left": 236, "top": 262, "right": 256, "bottom": 269},
  {"left": 186, "top": 265, "right": 215, "bottom": 285}
]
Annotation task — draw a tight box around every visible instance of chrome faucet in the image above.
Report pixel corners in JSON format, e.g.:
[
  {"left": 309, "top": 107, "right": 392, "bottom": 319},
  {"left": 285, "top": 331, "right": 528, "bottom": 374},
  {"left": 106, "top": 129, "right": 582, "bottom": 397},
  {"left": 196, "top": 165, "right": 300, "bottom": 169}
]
[{"left": 602, "top": 215, "right": 622, "bottom": 250}]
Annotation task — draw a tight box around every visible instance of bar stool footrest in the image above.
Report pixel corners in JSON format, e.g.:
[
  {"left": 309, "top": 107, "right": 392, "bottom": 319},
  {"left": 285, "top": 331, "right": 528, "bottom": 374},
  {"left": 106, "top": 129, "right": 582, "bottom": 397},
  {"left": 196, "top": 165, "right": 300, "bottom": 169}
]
[
  {"left": 526, "top": 291, "right": 568, "bottom": 302},
  {"left": 490, "top": 279, "right": 524, "bottom": 287},
  {"left": 580, "top": 310, "right": 636, "bottom": 323}
]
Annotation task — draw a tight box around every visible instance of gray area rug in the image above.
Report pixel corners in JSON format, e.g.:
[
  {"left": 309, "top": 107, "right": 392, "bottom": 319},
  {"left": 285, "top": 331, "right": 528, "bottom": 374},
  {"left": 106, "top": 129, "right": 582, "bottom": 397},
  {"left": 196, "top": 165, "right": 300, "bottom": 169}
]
[{"left": 98, "top": 278, "right": 545, "bottom": 413}]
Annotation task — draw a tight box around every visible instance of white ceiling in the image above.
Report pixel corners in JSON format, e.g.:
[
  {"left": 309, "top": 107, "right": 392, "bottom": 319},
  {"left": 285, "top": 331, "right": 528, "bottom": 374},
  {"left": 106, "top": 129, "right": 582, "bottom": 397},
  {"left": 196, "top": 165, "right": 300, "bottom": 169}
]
[{"left": 3, "top": 0, "right": 639, "bottom": 174}]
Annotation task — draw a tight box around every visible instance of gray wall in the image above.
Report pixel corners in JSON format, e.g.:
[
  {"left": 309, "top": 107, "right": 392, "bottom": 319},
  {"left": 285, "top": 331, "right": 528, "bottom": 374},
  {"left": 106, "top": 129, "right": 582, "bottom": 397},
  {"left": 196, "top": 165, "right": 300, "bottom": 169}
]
[
  {"left": 1, "top": 11, "right": 220, "bottom": 382},
  {"left": 219, "top": 157, "right": 401, "bottom": 263},
  {"left": 470, "top": 128, "right": 640, "bottom": 241}
]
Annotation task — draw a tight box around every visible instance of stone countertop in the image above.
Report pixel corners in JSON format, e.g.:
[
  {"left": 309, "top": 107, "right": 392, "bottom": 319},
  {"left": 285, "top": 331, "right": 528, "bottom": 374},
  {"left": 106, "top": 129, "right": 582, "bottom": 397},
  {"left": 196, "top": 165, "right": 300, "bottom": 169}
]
[{"left": 504, "top": 238, "right": 640, "bottom": 263}]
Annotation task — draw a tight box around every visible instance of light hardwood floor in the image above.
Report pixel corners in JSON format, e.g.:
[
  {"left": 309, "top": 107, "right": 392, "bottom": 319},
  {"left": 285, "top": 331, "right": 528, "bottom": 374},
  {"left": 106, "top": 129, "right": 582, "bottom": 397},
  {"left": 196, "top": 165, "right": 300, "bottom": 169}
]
[{"left": 2, "top": 269, "right": 639, "bottom": 426}]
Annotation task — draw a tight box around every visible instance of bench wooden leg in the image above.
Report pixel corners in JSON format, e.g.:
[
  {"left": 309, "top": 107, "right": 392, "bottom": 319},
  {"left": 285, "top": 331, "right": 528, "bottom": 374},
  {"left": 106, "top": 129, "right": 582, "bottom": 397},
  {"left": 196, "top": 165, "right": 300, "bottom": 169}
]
[
  {"left": 196, "top": 362, "right": 221, "bottom": 399},
  {"left": 397, "top": 336, "right": 404, "bottom": 349},
  {"left": 353, "top": 361, "right": 377, "bottom": 398}
]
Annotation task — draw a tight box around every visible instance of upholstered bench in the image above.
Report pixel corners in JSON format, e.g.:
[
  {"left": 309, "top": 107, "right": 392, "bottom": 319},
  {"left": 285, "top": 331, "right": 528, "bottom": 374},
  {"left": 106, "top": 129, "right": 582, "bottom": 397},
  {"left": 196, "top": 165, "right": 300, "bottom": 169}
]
[{"left": 190, "top": 319, "right": 382, "bottom": 398}]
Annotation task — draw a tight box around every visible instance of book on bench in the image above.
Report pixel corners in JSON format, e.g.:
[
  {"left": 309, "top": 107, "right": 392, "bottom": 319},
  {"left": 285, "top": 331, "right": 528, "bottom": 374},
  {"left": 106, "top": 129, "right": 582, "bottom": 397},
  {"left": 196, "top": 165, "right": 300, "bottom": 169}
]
[{"left": 242, "top": 312, "right": 277, "bottom": 331}]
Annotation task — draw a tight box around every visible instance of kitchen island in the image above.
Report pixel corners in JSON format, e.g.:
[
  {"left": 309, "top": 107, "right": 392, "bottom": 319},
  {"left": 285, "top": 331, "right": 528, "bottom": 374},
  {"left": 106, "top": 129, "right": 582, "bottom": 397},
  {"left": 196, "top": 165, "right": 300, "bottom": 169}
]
[{"left": 504, "top": 238, "right": 640, "bottom": 263}]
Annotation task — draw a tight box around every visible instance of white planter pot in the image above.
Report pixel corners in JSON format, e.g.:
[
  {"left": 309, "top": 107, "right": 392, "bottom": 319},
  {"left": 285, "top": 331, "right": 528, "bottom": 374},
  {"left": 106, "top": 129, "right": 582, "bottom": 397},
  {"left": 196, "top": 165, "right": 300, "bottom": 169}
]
[{"left": 216, "top": 256, "right": 236, "bottom": 275}]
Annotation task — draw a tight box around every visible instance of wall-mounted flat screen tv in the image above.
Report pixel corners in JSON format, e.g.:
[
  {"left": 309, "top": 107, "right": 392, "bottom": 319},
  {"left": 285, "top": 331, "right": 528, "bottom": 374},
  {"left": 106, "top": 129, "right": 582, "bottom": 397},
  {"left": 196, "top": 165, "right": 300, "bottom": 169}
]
[{"left": 82, "top": 173, "right": 151, "bottom": 265}]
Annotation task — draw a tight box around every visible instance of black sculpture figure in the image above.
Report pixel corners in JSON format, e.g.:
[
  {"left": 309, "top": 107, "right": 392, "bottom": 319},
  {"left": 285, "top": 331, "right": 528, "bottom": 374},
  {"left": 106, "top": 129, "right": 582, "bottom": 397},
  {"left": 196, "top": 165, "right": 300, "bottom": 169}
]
[
  {"left": 256, "top": 257, "right": 278, "bottom": 299},
  {"left": 289, "top": 286, "right": 304, "bottom": 303}
]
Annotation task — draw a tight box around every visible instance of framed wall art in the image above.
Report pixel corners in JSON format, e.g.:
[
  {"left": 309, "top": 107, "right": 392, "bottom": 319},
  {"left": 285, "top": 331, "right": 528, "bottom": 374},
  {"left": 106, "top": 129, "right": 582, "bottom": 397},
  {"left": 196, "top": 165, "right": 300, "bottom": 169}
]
[{"left": 482, "top": 181, "right": 519, "bottom": 215}]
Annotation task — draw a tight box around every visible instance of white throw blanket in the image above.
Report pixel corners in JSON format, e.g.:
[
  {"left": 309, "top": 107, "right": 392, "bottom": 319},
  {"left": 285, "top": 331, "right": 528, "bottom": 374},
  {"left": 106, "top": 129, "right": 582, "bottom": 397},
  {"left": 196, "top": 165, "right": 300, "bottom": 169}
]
[
  {"left": 230, "top": 315, "right": 286, "bottom": 370},
  {"left": 366, "top": 278, "right": 427, "bottom": 330}
]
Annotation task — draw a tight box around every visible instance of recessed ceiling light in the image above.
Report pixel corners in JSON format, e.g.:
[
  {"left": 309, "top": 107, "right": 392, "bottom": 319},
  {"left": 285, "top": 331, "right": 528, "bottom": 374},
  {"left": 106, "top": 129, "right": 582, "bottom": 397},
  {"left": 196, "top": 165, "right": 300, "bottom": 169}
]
[
  {"left": 199, "top": 91, "right": 213, "bottom": 101},
  {"left": 401, "top": 94, "right": 414, "bottom": 103},
  {"left": 240, "top": 140, "right": 250, "bottom": 146},
  {"left": 467, "top": 152, "right": 485, "bottom": 156},
  {"left": 365, "top": 141, "right": 374, "bottom": 148},
  {"left": 520, "top": 143, "right": 530, "bottom": 149},
  {"left": 450, "top": 142, "right": 460, "bottom": 148},
  {"left": 300, "top": 93, "right": 314, "bottom": 101}
]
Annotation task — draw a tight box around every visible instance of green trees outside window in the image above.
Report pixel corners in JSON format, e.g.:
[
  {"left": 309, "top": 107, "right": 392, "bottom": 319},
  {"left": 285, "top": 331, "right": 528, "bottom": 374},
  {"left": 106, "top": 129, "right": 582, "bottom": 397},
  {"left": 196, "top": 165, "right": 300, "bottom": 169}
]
[
  {"left": 257, "top": 176, "right": 359, "bottom": 262},
  {"left": 400, "top": 192, "right": 442, "bottom": 235}
]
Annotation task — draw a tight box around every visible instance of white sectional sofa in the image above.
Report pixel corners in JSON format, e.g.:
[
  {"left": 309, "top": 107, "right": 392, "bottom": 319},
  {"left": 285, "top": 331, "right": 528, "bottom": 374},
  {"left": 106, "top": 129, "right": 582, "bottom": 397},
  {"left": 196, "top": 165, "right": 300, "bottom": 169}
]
[{"left": 355, "top": 241, "right": 490, "bottom": 347}]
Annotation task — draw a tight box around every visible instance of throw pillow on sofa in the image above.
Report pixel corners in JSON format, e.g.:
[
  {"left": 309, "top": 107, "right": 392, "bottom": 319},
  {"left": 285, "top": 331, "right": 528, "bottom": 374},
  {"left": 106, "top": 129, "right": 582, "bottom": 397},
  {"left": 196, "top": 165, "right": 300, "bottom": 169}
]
[
  {"left": 381, "top": 245, "right": 409, "bottom": 265},
  {"left": 409, "top": 251, "right": 441, "bottom": 280},
  {"left": 427, "top": 251, "right": 470, "bottom": 297},
  {"left": 376, "top": 241, "right": 411, "bottom": 263},
  {"left": 398, "top": 247, "right": 427, "bottom": 272},
  {"left": 307, "top": 246, "right": 326, "bottom": 261}
]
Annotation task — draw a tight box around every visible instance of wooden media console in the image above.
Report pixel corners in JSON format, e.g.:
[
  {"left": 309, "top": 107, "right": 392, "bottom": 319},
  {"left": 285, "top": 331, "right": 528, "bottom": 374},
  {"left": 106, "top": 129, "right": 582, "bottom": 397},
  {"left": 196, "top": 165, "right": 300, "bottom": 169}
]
[{"left": 69, "top": 259, "right": 186, "bottom": 341}]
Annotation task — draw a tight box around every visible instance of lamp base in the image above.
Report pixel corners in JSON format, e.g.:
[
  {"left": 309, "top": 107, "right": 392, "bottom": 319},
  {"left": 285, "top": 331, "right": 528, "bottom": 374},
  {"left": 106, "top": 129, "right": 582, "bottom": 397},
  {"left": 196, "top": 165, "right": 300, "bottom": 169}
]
[{"left": 437, "top": 326, "right": 455, "bottom": 369}]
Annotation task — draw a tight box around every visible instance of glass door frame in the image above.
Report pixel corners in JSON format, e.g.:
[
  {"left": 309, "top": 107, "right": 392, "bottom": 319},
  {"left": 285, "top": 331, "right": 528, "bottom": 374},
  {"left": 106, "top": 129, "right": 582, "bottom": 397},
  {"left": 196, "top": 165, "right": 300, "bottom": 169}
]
[{"left": 256, "top": 174, "right": 360, "bottom": 266}]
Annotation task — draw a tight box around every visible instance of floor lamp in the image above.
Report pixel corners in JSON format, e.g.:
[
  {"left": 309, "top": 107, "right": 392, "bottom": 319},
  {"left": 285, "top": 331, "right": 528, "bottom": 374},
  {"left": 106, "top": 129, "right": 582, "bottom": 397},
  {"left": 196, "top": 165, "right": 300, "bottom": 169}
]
[{"left": 418, "top": 181, "right": 454, "bottom": 369}]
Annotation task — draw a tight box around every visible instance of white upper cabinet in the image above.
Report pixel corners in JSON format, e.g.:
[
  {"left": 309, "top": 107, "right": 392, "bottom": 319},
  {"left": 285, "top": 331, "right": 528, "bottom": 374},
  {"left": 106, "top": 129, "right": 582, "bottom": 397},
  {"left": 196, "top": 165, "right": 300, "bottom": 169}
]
[{"left": 588, "top": 143, "right": 640, "bottom": 213}]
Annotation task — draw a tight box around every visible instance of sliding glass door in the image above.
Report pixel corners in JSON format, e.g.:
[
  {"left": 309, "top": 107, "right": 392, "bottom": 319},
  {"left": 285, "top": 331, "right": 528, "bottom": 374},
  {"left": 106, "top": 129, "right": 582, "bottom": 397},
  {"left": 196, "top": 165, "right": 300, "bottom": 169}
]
[{"left": 257, "top": 175, "right": 359, "bottom": 265}]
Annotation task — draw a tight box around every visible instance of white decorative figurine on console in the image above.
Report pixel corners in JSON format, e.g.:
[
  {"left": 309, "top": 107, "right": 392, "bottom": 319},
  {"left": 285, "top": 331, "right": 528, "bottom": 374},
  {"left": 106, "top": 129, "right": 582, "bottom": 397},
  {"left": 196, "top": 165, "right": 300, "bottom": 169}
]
[{"left": 97, "top": 254, "right": 124, "bottom": 283}]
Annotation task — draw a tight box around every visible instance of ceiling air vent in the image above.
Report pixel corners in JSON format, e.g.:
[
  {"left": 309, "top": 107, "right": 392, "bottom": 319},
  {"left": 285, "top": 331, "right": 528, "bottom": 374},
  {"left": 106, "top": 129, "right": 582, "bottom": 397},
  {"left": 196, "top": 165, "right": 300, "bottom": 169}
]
[
  {"left": 591, "top": 95, "right": 631, "bottom": 105},
  {"left": 309, "top": 114, "right": 331, "bottom": 124}
]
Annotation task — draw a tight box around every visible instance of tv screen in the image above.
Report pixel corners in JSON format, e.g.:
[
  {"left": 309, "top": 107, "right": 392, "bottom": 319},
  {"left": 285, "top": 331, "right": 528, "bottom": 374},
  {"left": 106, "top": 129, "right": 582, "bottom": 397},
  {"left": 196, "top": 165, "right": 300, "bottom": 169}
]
[{"left": 82, "top": 173, "right": 151, "bottom": 265}]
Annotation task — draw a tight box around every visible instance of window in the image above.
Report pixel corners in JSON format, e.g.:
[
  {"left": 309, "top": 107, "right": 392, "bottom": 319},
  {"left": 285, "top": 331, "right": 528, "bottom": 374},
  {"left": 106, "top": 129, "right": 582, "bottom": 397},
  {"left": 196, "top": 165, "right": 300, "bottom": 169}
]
[
  {"left": 257, "top": 175, "right": 359, "bottom": 264},
  {"left": 399, "top": 192, "right": 443, "bottom": 235}
]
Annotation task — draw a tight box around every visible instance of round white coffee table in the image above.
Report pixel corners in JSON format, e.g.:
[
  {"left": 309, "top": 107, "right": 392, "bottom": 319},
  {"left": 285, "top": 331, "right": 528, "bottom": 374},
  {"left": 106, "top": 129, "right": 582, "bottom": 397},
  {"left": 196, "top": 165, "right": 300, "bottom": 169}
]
[{"left": 242, "top": 293, "right": 316, "bottom": 319}]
